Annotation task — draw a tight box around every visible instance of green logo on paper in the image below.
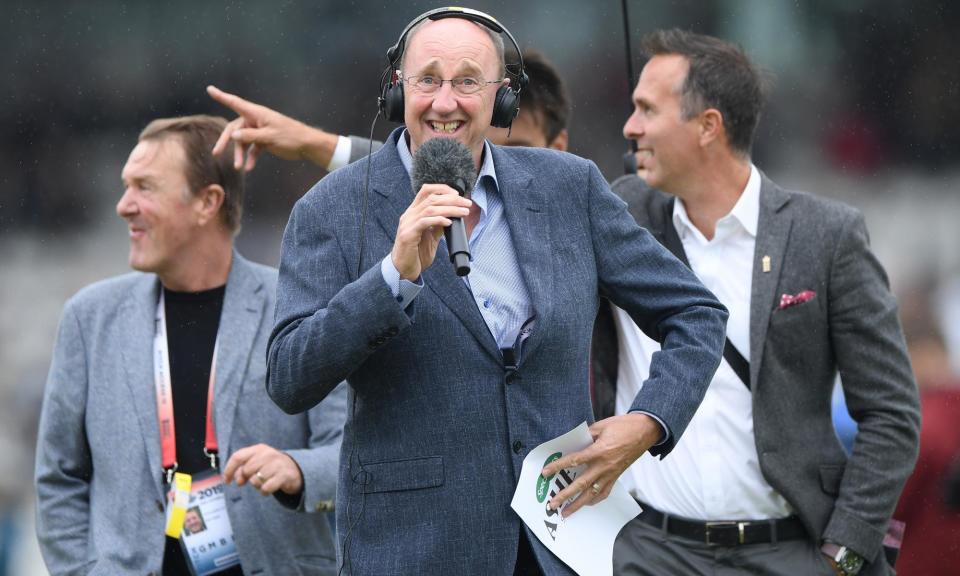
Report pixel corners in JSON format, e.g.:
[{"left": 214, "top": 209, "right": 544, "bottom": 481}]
[{"left": 536, "top": 452, "right": 562, "bottom": 503}]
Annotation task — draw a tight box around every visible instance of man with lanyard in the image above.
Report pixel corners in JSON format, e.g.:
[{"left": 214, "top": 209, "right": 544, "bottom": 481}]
[{"left": 35, "top": 115, "right": 346, "bottom": 576}]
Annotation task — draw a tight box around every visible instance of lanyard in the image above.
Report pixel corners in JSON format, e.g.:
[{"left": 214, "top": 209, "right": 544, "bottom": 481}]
[{"left": 154, "top": 291, "right": 219, "bottom": 484}]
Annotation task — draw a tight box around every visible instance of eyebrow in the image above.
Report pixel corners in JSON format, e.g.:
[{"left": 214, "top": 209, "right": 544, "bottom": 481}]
[
  {"left": 122, "top": 174, "right": 159, "bottom": 187},
  {"left": 635, "top": 96, "right": 655, "bottom": 110},
  {"left": 413, "top": 58, "right": 485, "bottom": 77}
]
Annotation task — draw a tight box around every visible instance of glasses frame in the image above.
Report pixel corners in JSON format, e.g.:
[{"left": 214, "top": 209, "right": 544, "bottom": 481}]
[{"left": 398, "top": 70, "right": 503, "bottom": 96}]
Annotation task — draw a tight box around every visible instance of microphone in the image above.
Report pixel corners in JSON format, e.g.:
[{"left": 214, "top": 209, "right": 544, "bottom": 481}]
[{"left": 411, "top": 138, "right": 476, "bottom": 276}]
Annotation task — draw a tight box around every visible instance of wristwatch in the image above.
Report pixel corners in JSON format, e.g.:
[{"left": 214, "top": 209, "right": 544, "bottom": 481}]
[{"left": 822, "top": 542, "right": 865, "bottom": 576}]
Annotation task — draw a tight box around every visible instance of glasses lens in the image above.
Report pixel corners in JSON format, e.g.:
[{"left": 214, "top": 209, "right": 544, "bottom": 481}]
[{"left": 453, "top": 77, "right": 482, "bottom": 95}]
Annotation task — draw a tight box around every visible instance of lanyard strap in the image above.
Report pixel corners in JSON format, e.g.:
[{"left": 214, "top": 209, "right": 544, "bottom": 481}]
[{"left": 154, "top": 291, "right": 220, "bottom": 483}]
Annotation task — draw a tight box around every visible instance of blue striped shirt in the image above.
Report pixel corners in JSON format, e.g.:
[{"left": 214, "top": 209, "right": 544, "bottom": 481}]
[{"left": 381, "top": 133, "right": 533, "bottom": 348}]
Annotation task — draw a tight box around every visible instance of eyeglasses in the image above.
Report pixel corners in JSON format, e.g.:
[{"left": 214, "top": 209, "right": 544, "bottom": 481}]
[{"left": 399, "top": 72, "right": 502, "bottom": 96}]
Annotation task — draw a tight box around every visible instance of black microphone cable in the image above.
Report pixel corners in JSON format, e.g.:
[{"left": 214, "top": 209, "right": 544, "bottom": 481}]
[{"left": 339, "top": 99, "right": 381, "bottom": 576}]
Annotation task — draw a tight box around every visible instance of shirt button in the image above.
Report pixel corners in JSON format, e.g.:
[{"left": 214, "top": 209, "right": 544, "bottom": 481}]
[
  {"left": 512, "top": 440, "right": 523, "bottom": 454},
  {"left": 483, "top": 299, "right": 491, "bottom": 309}
]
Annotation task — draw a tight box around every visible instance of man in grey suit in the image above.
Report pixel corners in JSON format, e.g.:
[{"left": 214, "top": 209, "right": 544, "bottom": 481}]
[
  {"left": 266, "top": 8, "right": 727, "bottom": 575},
  {"left": 600, "top": 30, "right": 920, "bottom": 575},
  {"left": 35, "top": 115, "right": 346, "bottom": 575}
]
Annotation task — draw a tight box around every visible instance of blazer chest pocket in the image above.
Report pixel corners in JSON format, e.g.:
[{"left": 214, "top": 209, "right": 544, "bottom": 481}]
[{"left": 361, "top": 456, "right": 444, "bottom": 494}]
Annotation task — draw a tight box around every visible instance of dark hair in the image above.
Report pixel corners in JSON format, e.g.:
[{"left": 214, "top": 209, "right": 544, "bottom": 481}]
[
  {"left": 139, "top": 115, "right": 244, "bottom": 234},
  {"left": 518, "top": 50, "right": 570, "bottom": 143},
  {"left": 641, "top": 29, "right": 764, "bottom": 155}
]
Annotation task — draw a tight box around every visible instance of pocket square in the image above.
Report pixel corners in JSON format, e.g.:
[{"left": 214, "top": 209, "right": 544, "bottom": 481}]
[{"left": 778, "top": 290, "right": 816, "bottom": 310}]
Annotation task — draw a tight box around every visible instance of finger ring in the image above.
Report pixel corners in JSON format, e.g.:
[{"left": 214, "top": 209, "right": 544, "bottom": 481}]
[
  {"left": 256, "top": 471, "right": 265, "bottom": 481},
  {"left": 591, "top": 482, "right": 601, "bottom": 495}
]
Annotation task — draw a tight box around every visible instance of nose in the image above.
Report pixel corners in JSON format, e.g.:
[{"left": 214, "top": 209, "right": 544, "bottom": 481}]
[
  {"left": 116, "top": 187, "right": 137, "bottom": 219},
  {"left": 623, "top": 109, "right": 644, "bottom": 141},
  {"left": 431, "top": 82, "right": 458, "bottom": 115}
]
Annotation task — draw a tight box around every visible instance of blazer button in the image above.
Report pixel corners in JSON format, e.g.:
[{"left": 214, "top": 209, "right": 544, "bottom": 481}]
[
  {"left": 505, "top": 372, "right": 517, "bottom": 385},
  {"left": 155, "top": 500, "right": 164, "bottom": 513},
  {"left": 387, "top": 326, "right": 399, "bottom": 336},
  {"left": 512, "top": 440, "right": 523, "bottom": 454},
  {"left": 368, "top": 340, "right": 377, "bottom": 349},
  {"left": 375, "top": 336, "right": 386, "bottom": 345}
]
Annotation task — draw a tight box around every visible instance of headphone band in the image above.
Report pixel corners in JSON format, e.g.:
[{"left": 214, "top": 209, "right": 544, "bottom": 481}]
[{"left": 384, "top": 7, "right": 527, "bottom": 91}]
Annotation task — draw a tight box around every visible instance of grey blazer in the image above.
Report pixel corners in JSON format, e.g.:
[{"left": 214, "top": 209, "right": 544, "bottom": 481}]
[
  {"left": 267, "top": 128, "right": 728, "bottom": 574},
  {"left": 35, "top": 253, "right": 347, "bottom": 576},
  {"left": 608, "top": 173, "right": 921, "bottom": 574}
]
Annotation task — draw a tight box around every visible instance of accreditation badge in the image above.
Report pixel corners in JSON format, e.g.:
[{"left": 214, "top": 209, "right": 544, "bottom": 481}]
[{"left": 167, "top": 470, "right": 240, "bottom": 576}]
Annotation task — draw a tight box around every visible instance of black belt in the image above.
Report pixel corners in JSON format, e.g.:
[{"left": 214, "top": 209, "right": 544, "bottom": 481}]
[{"left": 635, "top": 500, "right": 808, "bottom": 547}]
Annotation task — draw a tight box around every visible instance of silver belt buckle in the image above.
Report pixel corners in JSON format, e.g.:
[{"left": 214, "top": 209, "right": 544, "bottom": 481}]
[{"left": 704, "top": 521, "right": 747, "bottom": 545}]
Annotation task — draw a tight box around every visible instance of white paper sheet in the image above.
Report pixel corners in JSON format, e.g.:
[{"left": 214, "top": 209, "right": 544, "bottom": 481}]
[{"left": 510, "top": 422, "right": 641, "bottom": 576}]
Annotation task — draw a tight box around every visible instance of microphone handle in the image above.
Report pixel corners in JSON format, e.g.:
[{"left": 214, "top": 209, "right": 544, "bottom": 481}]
[{"left": 444, "top": 217, "right": 471, "bottom": 276}]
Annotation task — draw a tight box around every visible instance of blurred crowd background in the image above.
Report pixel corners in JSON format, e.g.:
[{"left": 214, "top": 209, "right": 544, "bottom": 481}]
[{"left": 2, "top": 1, "right": 958, "bottom": 573}]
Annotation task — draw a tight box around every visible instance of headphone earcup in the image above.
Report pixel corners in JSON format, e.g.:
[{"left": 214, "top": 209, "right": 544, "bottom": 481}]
[
  {"left": 380, "top": 81, "right": 406, "bottom": 123},
  {"left": 490, "top": 85, "right": 519, "bottom": 128}
]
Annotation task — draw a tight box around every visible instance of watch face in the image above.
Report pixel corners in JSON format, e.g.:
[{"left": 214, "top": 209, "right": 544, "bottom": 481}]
[{"left": 838, "top": 550, "right": 865, "bottom": 575}]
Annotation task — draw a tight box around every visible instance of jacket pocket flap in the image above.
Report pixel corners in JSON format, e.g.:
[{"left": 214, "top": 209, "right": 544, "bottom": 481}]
[
  {"left": 361, "top": 456, "right": 444, "bottom": 494},
  {"left": 819, "top": 464, "right": 845, "bottom": 495}
]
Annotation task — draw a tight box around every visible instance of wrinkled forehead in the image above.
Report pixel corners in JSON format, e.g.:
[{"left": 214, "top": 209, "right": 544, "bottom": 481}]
[
  {"left": 122, "top": 136, "right": 185, "bottom": 181},
  {"left": 403, "top": 18, "right": 499, "bottom": 75}
]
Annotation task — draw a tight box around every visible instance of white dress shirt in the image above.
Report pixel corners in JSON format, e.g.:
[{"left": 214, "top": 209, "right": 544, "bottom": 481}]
[{"left": 615, "top": 165, "right": 794, "bottom": 520}]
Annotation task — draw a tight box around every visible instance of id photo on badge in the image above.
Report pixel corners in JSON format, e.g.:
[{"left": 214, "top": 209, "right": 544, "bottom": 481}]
[{"left": 182, "top": 507, "right": 207, "bottom": 536}]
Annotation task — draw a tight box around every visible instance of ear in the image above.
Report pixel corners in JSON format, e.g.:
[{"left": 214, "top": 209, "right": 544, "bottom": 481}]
[
  {"left": 194, "top": 184, "right": 225, "bottom": 227},
  {"left": 699, "top": 108, "right": 724, "bottom": 148},
  {"left": 548, "top": 129, "right": 569, "bottom": 152}
]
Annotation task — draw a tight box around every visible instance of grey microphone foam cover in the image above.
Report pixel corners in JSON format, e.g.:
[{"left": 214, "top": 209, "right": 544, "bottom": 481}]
[{"left": 411, "top": 138, "right": 477, "bottom": 198}]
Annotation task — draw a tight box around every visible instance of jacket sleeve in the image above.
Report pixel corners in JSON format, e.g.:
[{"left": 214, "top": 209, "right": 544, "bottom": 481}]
[
  {"left": 347, "top": 136, "right": 383, "bottom": 164},
  {"left": 281, "top": 381, "right": 347, "bottom": 512},
  {"left": 586, "top": 162, "right": 728, "bottom": 457},
  {"left": 822, "top": 210, "right": 921, "bottom": 562},
  {"left": 34, "top": 301, "right": 98, "bottom": 576},
  {"left": 266, "top": 182, "right": 413, "bottom": 415}
]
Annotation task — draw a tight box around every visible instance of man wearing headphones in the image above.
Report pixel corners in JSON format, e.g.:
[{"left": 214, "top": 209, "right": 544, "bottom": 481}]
[
  {"left": 265, "top": 8, "right": 728, "bottom": 574},
  {"left": 205, "top": 49, "right": 570, "bottom": 172}
]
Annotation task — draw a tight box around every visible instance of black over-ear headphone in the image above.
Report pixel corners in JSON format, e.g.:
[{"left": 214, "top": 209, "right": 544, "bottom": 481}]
[{"left": 378, "top": 6, "right": 529, "bottom": 129}]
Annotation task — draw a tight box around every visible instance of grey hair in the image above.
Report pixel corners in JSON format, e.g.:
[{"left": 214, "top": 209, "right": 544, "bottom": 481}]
[{"left": 401, "top": 18, "right": 506, "bottom": 79}]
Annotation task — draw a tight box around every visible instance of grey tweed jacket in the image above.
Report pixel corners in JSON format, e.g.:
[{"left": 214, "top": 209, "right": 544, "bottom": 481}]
[
  {"left": 606, "top": 173, "right": 921, "bottom": 574},
  {"left": 35, "top": 253, "right": 346, "bottom": 576}
]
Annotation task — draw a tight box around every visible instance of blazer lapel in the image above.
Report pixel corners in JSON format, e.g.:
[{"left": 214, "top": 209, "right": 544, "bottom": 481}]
[
  {"left": 368, "top": 132, "right": 415, "bottom": 248},
  {"left": 492, "top": 148, "right": 552, "bottom": 363},
  {"left": 371, "top": 130, "right": 502, "bottom": 362},
  {"left": 118, "top": 274, "right": 165, "bottom": 497},
  {"left": 212, "top": 253, "right": 266, "bottom": 458},
  {"left": 749, "top": 174, "right": 793, "bottom": 389}
]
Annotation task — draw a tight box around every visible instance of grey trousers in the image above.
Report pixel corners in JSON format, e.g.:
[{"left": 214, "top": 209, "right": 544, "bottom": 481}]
[{"left": 612, "top": 515, "right": 837, "bottom": 576}]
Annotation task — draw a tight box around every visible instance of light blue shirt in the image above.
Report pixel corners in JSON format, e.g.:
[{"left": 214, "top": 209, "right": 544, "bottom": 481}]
[
  {"left": 381, "top": 134, "right": 667, "bottom": 442},
  {"left": 381, "top": 133, "right": 534, "bottom": 349}
]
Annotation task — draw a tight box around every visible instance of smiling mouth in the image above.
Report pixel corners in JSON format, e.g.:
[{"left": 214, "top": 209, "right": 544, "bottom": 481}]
[{"left": 429, "top": 121, "right": 463, "bottom": 134}]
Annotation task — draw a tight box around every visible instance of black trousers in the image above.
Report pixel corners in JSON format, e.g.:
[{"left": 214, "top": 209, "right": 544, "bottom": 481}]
[{"left": 514, "top": 529, "right": 544, "bottom": 575}]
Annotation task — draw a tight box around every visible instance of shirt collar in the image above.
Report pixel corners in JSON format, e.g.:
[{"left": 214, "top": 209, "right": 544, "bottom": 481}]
[
  {"left": 673, "top": 164, "right": 761, "bottom": 239},
  {"left": 397, "top": 131, "right": 499, "bottom": 202}
]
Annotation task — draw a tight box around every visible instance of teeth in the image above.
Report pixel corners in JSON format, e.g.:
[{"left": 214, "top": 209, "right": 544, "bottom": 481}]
[
  {"left": 431, "top": 121, "right": 461, "bottom": 133},
  {"left": 637, "top": 150, "right": 653, "bottom": 158}
]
